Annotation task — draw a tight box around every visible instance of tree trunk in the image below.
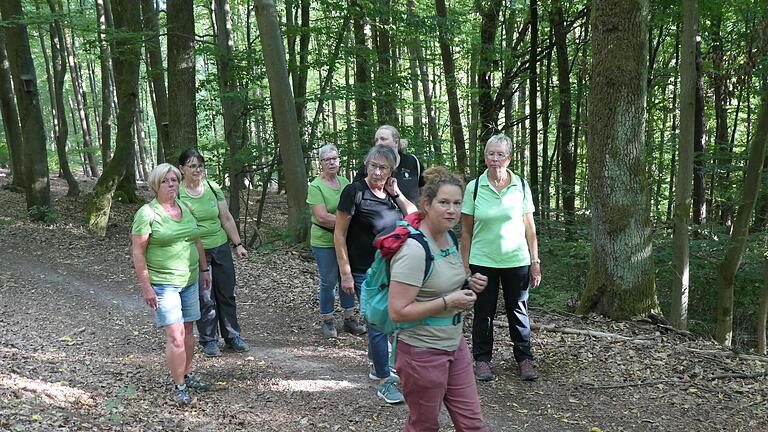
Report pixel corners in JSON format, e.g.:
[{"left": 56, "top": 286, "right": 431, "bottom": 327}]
[
  {"left": 0, "top": 32, "right": 25, "bottom": 192},
  {"left": 96, "top": 0, "right": 114, "bottom": 167},
  {"left": 412, "top": 5, "right": 440, "bottom": 161},
  {"left": 757, "top": 254, "right": 768, "bottom": 354},
  {"left": 670, "top": 0, "right": 696, "bottom": 330},
  {"left": 579, "top": 0, "right": 658, "bottom": 319},
  {"left": 435, "top": 0, "right": 467, "bottom": 177},
  {"left": 0, "top": 0, "right": 52, "bottom": 219},
  {"left": 351, "top": 0, "right": 373, "bottom": 155},
  {"left": 167, "top": 0, "right": 197, "bottom": 161},
  {"left": 711, "top": 10, "right": 731, "bottom": 229},
  {"left": 552, "top": 3, "right": 574, "bottom": 224},
  {"left": 213, "top": 0, "right": 245, "bottom": 228},
  {"left": 135, "top": 107, "right": 149, "bottom": 181},
  {"left": 373, "top": 0, "right": 396, "bottom": 125},
  {"left": 47, "top": 8, "right": 79, "bottom": 196},
  {"left": 528, "top": 0, "right": 539, "bottom": 211},
  {"left": 405, "top": 0, "right": 422, "bottom": 145},
  {"left": 715, "top": 78, "right": 768, "bottom": 346},
  {"left": 692, "top": 34, "right": 706, "bottom": 225},
  {"left": 52, "top": 0, "right": 99, "bottom": 177},
  {"left": 476, "top": 0, "right": 503, "bottom": 151},
  {"left": 254, "top": 0, "right": 308, "bottom": 243},
  {"left": 84, "top": 0, "right": 141, "bottom": 235},
  {"left": 141, "top": 0, "right": 170, "bottom": 162}
]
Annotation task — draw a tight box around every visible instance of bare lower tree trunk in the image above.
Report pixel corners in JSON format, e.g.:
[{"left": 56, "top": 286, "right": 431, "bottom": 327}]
[
  {"left": 0, "top": 32, "right": 25, "bottom": 192},
  {"left": 435, "top": 0, "right": 467, "bottom": 177},
  {"left": 167, "top": 0, "right": 197, "bottom": 161},
  {"left": 254, "top": 0, "right": 308, "bottom": 243},
  {"left": 579, "top": 0, "right": 658, "bottom": 319},
  {"left": 757, "top": 254, "right": 768, "bottom": 355},
  {"left": 1, "top": 0, "right": 52, "bottom": 219},
  {"left": 552, "top": 3, "right": 574, "bottom": 223},
  {"left": 96, "top": 0, "right": 113, "bottom": 167},
  {"left": 85, "top": 0, "right": 140, "bottom": 235},
  {"left": 715, "top": 79, "right": 768, "bottom": 346},
  {"left": 670, "top": 0, "right": 696, "bottom": 330},
  {"left": 141, "top": 0, "right": 170, "bottom": 162}
]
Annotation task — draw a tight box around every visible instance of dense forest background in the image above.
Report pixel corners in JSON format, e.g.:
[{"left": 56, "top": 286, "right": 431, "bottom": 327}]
[{"left": 1, "top": 0, "right": 767, "bottom": 352}]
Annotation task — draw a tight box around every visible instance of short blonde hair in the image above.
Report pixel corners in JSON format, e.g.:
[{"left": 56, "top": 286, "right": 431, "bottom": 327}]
[{"left": 147, "top": 163, "right": 181, "bottom": 194}]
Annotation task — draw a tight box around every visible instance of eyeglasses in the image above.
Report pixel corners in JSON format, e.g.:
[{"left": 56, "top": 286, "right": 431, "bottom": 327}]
[
  {"left": 368, "top": 162, "right": 392, "bottom": 173},
  {"left": 485, "top": 151, "right": 509, "bottom": 159},
  {"left": 321, "top": 156, "right": 340, "bottom": 163},
  {"left": 186, "top": 164, "right": 205, "bottom": 171}
]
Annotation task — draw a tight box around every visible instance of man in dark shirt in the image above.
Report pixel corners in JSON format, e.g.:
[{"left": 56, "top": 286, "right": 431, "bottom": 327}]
[{"left": 354, "top": 125, "right": 423, "bottom": 204}]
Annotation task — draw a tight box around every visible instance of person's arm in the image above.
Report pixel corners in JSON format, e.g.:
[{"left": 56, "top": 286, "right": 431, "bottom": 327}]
[
  {"left": 132, "top": 234, "right": 157, "bottom": 309},
  {"left": 217, "top": 201, "right": 247, "bottom": 259},
  {"left": 388, "top": 280, "right": 478, "bottom": 323},
  {"left": 460, "top": 214, "right": 474, "bottom": 276},
  {"left": 385, "top": 177, "right": 417, "bottom": 215},
  {"left": 334, "top": 210, "right": 355, "bottom": 294},
  {"left": 196, "top": 238, "right": 212, "bottom": 289},
  {"left": 311, "top": 204, "right": 336, "bottom": 229},
  {"left": 523, "top": 212, "right": 541, "bottom": 288}
]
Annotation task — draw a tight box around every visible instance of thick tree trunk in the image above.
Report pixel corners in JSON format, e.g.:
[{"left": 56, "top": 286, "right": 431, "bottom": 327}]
[
  {"left": 0, "top": 0, "right": 52, "bottom": 219},
  {"left": 715, "top": 80, "right": 768, "bottom": 346},
  {"left": 552, "top": 3, "right": 574, "bottom": 224},
  {"left": 476, "top": 0, "right": 503, "bottom": 151},
  {"left": 167, "top": 0, "right": 197, "bottom": 161},
  {"left": 47, "top": 11, "right": 79, "bottom": 196},
  {"left": 141, "top": 0, "right": 170, "bottom": 162},
  {"left": 254, "top": 0, "right": 308, "bottom": 243},
  {"left": 435, "top": 0, "right": 467, "bottom": 177},
  {"left": 96, "top": 0, "right": 114, "bottom": 167},
  {"left": 579, "top": 0, "right": 658, "bottom": 319},
  {"left": 670, "top": 0, "right": 697, "bottom": 330},
  {"left": 213, "top": 0, "right": 245, "bottom": 228},
  {"left": 0, "top": 32, "right": 25, "bottom": 192},
  {"left": 351, "top": 0, "right": 373, "bottom": 155},
  {"left": 85, "top": 0, "right": 141, "bottom": 236},
  {"left": 373, "top": 0, "right": 396, "bottom": 125}
]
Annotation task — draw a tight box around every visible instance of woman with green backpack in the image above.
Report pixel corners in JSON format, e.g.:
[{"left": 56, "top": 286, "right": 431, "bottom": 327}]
[{"left": 388, "top": 166, "right": 489, "bottom": 431}]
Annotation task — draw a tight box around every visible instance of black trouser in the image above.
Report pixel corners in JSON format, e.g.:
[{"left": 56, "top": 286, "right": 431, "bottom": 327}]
[
  {"left": 470, "top": 264, "right": 532, "bottom": 363},
  {"left": 197, "top": 243, "right": 242, "bottom": 344}
]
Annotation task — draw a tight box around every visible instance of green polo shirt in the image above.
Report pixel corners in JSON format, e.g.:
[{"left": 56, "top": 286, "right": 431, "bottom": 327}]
[
  {"left": 178, "top": 180, "right": 228, "bottom": 249},
  {"left": 132, "top": 199, "right": 200, "bottom": 286},
  {"left": 462, "top": 169, "right": 534, "bottom": 268},
  {"left": 306, "top": 176, "right": 350, "bottom": 247}
]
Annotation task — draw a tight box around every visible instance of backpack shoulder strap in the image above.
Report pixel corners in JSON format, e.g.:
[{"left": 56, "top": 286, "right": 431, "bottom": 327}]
[
  {"left": 472, "top": 176, "right": 480, "bottom": 202},
  {"left": 405, "top": 227, "right": 435, "bottom": 283},
  {"left": 447, "top": 229, "right": 459, "bottom": 248},
  {"left": 205, "top": 179, "right": 224, "bottom": 201}
]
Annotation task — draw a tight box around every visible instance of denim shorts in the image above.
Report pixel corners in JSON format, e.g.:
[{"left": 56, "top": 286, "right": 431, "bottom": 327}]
[{"left": 152, "top": 281, "right": 201, "bottom": 327}]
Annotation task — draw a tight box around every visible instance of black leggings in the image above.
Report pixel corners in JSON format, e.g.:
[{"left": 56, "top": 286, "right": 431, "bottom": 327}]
[{"left": 470, "top": 264, "right": 532, "bottom": 363}]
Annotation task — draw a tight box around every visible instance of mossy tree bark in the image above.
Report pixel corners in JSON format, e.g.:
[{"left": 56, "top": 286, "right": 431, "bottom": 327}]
[
  {"left": 579, "top": 0, "right": 658, "bottom": 319},
  {"left": 84, "top": 0, "right": 141, "bottom": 236}
]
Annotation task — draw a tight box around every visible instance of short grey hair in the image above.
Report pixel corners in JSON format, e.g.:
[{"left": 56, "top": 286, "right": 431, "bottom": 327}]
[
  {"left": 364, "top": 145, "right": 397, "bottom": 171},
  {"left": 485, "top": 133, "right": 513, "bottom": 156},
  {"left": 318, "top": 144, "right": 339, "bottom": 159},
  {"left": 147, "top": 163, "right": 181, "bottom": 194}
]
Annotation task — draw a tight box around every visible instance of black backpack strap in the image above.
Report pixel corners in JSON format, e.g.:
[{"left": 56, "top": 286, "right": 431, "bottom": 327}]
[
  {"left": 447, "top": 229, "right": 459, "bottom": 248},
  {"left": 205, "top": 179, "right": 224, "bottom": 201},
  {"left": 407, "top": 231, "right": 434, "bottom": 283}
]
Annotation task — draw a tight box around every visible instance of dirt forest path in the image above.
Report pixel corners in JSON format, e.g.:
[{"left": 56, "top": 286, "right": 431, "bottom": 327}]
[{"left": 1, "top": 174, "right": 766, "bottom": 431}]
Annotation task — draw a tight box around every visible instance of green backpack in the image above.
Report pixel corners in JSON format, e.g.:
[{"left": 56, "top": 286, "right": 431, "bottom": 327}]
[{"left": 360, "top": 220, "right": 462, "bottom": 335}]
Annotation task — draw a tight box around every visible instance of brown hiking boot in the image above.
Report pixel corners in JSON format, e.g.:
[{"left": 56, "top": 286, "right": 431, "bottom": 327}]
[
  {"left": 518, "top": 359, "right": 538, "bottom": 381},
  {"left": 474, "top": 361, "right": 494, "bottom": 381}
]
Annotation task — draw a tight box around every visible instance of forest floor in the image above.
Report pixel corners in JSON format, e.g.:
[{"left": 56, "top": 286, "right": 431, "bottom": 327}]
[{"left": 0, "top": 171, "right": 766, "bottom": 432}]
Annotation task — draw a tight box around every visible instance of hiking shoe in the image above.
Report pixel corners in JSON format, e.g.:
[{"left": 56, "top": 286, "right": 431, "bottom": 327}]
[
  {"left": 184, "top": 373, "right": 210, "bottom": 391},
  {"left": 343, "top": 317, "right": 367, "bottom": 335},
  {"left": 368, "top": 364, "right": 400, "bottom": 384},
  {"left": 377, "top": 378, "right": 404, "bottom": 404},
  {"left": 173, "top": 385, "right": 192, "bottom": 405},
  {"left": 321, "top": 319, "right": 338, "bottom": 338},
  {"left": 226, "top": 336, "right": 250, "bottom": 353},
  {"left": 203, "top": 341, "right": 221, "bottom": 357},
  {"left": 474, "top": 361, "right": 494, "bottom": 381},
  {"left": 518, "top": 359, "right": 538, "bottom": 381}
]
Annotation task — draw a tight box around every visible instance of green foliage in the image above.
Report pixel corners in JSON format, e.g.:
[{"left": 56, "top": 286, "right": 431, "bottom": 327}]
[
  {"left": 27, "top": 205, "right": 60, "bottom": 224},
  {"left": 100, "top": 384, "right": 137, "bottom": 424}
]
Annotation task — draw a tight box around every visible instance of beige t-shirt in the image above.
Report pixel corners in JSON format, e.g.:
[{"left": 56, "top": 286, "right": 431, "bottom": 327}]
[{"left": 390, "top": 236, "right": 466, "bottom": 351}]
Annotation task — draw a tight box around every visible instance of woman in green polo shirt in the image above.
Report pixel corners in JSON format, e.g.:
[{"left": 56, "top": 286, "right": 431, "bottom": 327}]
[
  {"left": 460, "top": 133, "right": 542, "bottom": 382},
  {"left": 178, "top": 149, "right": 250, "bottom": 358},
  {"left": 132, "top": 163, "right": 212, "bottom": 405}
]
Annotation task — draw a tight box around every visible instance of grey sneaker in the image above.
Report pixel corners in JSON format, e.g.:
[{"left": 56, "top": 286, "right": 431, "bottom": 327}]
[
  {"left": 321, "top": 319, "right": 338, "bottom": 338},
  {"left": 203, "top": 341, "right": 221, "bottom": 357},
  {"left": 377, "top": 377, "right": 404, "bottom": 404},
  {"left": 518, "top": 359, "right": 538, "bottom": 381},
  {"left": 474, "top": 361, "right": 494, "bottom": 381},
  {"left": 226, "top": 336, "right": 250, "bottom": 353},
  {"left": 173, "top": 385, "right": 192, "bottom": 405},
  {"left": 184, "top": 373, "right": 210, "bottom": 391},
  {"left": 368, "top": 364, "right": 400, "bottom": 384},
  {"left": 343, "top": 317, "right": 367, "bottom": 335}
]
